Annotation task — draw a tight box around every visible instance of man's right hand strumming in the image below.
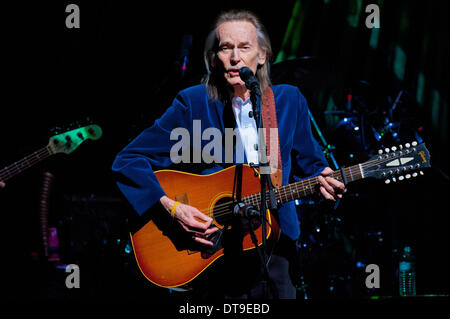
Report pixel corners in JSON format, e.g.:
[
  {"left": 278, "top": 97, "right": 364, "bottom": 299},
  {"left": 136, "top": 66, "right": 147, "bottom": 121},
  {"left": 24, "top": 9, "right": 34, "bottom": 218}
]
[{"left": 160, "top": 195, "right": 218, "bottom": 246}]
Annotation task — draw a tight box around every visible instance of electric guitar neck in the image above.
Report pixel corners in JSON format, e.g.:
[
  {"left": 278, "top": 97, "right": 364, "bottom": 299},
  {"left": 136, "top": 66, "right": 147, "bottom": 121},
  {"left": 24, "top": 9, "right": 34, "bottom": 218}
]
[{"left": 0, "top": 124, "right": 102, "bottom": 182}]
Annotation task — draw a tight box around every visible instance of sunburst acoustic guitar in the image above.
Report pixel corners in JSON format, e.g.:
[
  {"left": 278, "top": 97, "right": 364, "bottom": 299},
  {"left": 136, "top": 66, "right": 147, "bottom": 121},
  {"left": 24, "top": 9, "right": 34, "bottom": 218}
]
[{"left": 130, "top": 142, "right": 430, "bottom": 289}]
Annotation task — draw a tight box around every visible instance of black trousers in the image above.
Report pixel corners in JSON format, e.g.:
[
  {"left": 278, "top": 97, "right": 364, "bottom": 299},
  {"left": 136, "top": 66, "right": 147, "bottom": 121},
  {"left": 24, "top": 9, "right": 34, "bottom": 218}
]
[
  {"left": 192, "top": 233, "right": 298, "bottom": 299},
  {"left": 231, "top": 251, "right": 297, "bottom": 299}
]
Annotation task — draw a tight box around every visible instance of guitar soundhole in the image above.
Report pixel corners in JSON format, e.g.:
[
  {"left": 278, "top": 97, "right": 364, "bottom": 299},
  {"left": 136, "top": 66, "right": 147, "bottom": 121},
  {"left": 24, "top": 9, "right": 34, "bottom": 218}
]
[{"left": 213, "top": 197, "right": 234, "bottom": 226}]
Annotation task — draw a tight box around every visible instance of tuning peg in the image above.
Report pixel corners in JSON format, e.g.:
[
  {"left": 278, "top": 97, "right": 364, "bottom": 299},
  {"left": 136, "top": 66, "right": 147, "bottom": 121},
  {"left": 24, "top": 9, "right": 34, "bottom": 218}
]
[
  {"left": 385, "top": 179, "right": 391, "bottom": 184},
  {"left": 405, "top": 143, "right": 411, "bottom": 148},
  {"left": 398, "top": 176, "right": 405, "bottom": 181},
  {"left": 391, "top": 146, "right": 397, "bottom": 152},
  {"left": 420, "top": 170, "right": 424, "bottom": 175},
  {"left": 385, "top": 148, "right": 390, "bottom": 153},
  {"left": 392, "top": 177, "right": 397, "bottom": 182},
  {"left": 412, "top": 172, "right": 418, "bottom": 177},
  {"left": 412, "top": 141, "right": 418, "bottom": 146},
  {"left": 378, "top": 149, "right": 383, "bottom": 154}
]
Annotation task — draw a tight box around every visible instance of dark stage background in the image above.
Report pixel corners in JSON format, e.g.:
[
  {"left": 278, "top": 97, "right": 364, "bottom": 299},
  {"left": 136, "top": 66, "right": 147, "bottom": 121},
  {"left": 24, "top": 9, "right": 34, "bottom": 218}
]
[{"left": 1, "top": 0, "right": 448, "bottom": 301}]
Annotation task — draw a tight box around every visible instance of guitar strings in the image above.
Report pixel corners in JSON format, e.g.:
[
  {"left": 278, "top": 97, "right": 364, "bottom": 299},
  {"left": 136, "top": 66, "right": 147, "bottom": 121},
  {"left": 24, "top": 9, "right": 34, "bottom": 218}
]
[
  {"left": 204, "top": 167, "right": 346, "bottom": 216},
  {"left": 198, "top": 175, "right": 329, "bottom": 219},
  {"left": 0, "top": 147, "right": 51, "bottom": 176},
  {"left": 198, "top": 153, "right": 421, "bottom": 219},
  {"left": 0, "top": 132, "right": 99, "bottom": 181},
  {"left": 188, "top": 149, "right": 422, "bottom": 219},
  {"left": 0, "top": 146, "right": 51, "bottom": 181},
  {"left": 199, "top": 168, "right": 351, "bottom": 219}
]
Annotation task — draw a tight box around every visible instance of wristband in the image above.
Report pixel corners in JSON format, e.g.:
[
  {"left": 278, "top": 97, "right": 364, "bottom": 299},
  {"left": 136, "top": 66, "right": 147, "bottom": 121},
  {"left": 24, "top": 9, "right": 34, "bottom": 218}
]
[{"left": 170, "top": 201, "right": 180, "bottom": 218}]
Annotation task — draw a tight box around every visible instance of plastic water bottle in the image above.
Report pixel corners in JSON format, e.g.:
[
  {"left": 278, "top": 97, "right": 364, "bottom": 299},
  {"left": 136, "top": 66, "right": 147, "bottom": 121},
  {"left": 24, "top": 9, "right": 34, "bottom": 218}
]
[{"left": 399, "top": 246, "right": 416, "bottom": 296}]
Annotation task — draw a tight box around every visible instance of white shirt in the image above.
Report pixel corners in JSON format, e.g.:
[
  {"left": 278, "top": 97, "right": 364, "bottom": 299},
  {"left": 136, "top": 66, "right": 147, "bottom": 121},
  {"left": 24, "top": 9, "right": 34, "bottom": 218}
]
[{"left": 231, "top": 96, "right": 259, "bottom": 165}]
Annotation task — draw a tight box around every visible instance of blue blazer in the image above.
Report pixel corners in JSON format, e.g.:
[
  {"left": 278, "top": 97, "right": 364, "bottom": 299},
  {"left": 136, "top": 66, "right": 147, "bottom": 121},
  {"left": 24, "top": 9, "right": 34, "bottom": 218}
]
[{"left": 112, "top": 84, "right": 329, "bottom": 240}]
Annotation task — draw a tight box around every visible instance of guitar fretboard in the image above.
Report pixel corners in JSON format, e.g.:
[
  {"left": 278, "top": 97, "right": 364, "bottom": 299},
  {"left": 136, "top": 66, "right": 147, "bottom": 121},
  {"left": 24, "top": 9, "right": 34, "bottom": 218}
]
[
  {"left": 0, "top": 146, "right": 52, "bottom": 182},
  {"left": 243, "top": 164, "right": 363, "bottom": 208}
]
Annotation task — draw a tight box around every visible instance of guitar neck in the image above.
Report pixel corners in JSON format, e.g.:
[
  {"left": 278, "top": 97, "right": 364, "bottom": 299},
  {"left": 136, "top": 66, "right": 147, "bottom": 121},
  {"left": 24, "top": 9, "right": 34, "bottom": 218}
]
[
  {"left": 243, "top": 164, "right": 364, "bottom": 208},
  {"left": 0, "top": 146, "right": 52, "bottom": 182}
]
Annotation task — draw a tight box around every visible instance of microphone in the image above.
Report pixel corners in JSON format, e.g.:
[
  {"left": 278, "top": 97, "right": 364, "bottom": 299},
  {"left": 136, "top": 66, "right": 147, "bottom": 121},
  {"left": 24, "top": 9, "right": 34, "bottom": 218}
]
[
  {"left": 239, "top": 67, "right": 261, "bottom": 96},
  {"left": 234, "top": 202, "right": 261, "bottom": 218}
]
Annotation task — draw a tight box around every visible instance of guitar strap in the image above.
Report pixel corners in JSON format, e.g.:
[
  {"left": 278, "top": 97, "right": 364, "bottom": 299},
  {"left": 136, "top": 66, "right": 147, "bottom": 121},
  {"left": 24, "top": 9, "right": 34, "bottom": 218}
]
[
  {"left": 233, "top": 164, "right": 243, "bottom": 202},
  {"left": 232, "top": 87, "right": 281, "bottom": 204},
  {"left": 261, "top": 87, "right": 282, "bottom": 188}
]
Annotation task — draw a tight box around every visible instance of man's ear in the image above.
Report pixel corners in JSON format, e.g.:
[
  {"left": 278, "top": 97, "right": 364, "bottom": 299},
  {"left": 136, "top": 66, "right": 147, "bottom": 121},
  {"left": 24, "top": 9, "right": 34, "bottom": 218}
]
[{"left": 258, "top": 49, "right": 267, "bottom": 66}]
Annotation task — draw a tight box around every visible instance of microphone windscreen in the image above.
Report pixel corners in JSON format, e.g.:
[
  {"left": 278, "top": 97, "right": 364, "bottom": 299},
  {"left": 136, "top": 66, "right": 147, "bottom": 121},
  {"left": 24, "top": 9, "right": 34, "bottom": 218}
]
[{"left": 238, "top": 67, "right": 254, "bottom": 82}]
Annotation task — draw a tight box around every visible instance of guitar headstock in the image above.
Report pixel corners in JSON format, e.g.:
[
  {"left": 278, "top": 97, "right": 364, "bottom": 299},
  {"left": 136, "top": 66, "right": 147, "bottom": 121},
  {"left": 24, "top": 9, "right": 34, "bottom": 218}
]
[
  {"left": 362, "top": 142, "right": 431, "bottom": 184},
  {"left": 47, "top": 124, "right": 103, "bottom": 155}
]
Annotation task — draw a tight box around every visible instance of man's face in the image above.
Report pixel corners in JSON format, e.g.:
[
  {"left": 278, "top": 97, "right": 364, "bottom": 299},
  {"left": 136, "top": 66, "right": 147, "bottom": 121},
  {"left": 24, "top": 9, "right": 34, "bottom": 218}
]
[{"left": 216, "top": 20, "right": 266, "bottom": 89}]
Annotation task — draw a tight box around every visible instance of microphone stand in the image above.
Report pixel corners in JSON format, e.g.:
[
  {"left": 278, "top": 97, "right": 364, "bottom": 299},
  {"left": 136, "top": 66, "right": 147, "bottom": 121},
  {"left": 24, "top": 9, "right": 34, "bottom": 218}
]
[{"left": 249, "top": 86, "right": 279, "bottom": 299}]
